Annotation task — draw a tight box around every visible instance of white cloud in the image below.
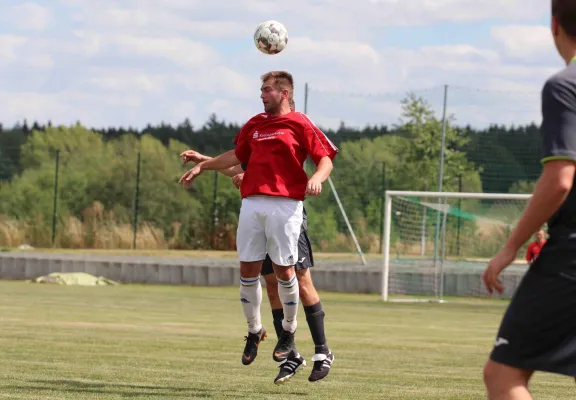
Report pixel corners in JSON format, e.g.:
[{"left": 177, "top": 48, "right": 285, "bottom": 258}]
[
  {"left": 0, "top": 0, "right": 562, "bottom": 132},
  {"left": 87, "top": 70, "right": 167, "bottom": 93},
  {"left": 175, "top": 67, "right": 256, "bottom": 98},
  {"left": 57, "top": 0, "right": 550, "bottom": 47},
  {"left": 23, "top": 54, "right": 54, "bottom": 69},
  {"left": 83, "top": 7, "right": 248, "bottom": 38},
  {"left": 395, "top": 45, "right": 501, "bottom": 74},
  {"left": 168, "top": 101, "right": 197, "bottom": 122},
  {"left": 152, "top": 0, "right": 548, "bottom": 25},
  {"left": 300, "top": 39, "right": 557, "bottom": 129},
  {"left": 491, "top": 25, "right": 556, "bottom": 62},
  {"left": 289, "top": 37, "right": 380, "bottom": 65},
  {"left": 366, "top": 0, "right": 547, "bottom": 23},
  {"left": 0, "top": 91, "right": 72, "bottom": 124},
  {"left": 110, "top": 35, "right": 220, "bottom": 68},
  {"left": 0, "top": 35, "right": 27, "bottom": 64},
  {"left": 7, "top": 3, "right": 53, "bottom": 31}
]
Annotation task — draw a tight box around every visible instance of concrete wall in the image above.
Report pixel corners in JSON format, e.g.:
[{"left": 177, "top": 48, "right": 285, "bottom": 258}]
[{"left": 0, "top": 253, "right": 526, "bottom": 299}]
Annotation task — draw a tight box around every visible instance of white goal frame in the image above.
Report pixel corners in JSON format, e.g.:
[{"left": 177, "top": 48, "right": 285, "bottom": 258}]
[{"left": 381, "top": 190, "right": 532, "bottom": 302}]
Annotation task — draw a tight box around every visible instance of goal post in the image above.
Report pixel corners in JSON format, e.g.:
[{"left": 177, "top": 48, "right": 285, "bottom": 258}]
[{"left": 381, "top": 190, "right": 532, "bottom": 302}]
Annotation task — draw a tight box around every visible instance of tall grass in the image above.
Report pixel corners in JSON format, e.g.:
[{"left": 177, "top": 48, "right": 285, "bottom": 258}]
[
  {"left": 0, "top": 205, "right": 519, "bottom": 258},
  {"left": 0, "top": 202, "right": 168, "bottom": 249}
]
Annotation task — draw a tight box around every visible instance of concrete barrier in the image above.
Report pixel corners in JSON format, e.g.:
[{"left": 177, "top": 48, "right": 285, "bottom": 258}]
[{"left": 0, "top": 252, "right": 527, "bottom": 299}]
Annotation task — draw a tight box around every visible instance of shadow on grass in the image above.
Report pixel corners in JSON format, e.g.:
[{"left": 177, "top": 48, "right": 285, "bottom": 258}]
[{"left": 5, "top": 379, "right": 309, "bottom": 398}]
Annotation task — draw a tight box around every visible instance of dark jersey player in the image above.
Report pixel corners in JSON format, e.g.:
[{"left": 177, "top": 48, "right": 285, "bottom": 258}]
[
  {"left": 482, "top": 1, "right": 576, "bottom": 398},
  {"left": 180, "top": 149, "right": 332, "bottom": 384},
  {"left": 178, "top": 71, "right": 338, "bottom": 384}
]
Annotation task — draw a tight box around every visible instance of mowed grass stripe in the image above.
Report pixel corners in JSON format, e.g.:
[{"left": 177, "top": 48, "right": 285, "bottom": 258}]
[{"left": 0, "top": 282, "right": 572, "bottom": 399}]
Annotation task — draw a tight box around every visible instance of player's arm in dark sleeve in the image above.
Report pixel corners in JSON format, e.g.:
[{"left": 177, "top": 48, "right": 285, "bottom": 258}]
[
  {"left": 502, "top": 77, "right": 576, "bottom": 251},
  {"left": 541, "top": 78, "right": 576, "bottom": 163}
]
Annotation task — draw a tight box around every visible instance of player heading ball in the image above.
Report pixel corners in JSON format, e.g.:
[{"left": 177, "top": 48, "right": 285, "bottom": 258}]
[{"left": 179, "top": 70, "right": 338, "bottom": 368}]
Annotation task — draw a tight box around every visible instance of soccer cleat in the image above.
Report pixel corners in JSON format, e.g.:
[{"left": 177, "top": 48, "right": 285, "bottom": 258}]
[
  {"left": 272, "top": 329, "right": 296, "bottom": 362},
  {"left": 274, "top": 353, "right": 307, "bottom": 384},
  {"left": 308, "top": 350, "right": 334, "bottom": 382},
  {"left": 242, "top": 327, "right": 267, "bottom": 365}
]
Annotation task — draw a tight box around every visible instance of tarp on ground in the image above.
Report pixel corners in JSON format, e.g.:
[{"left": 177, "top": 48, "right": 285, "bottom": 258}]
[{"left": 29, "top": 272, "right": 119, "bottom": 286}]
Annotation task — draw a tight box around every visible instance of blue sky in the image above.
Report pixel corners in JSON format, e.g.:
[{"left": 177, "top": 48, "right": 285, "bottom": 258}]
[{"left": 0, "top": 0, "right": 561, "bottom": 130}]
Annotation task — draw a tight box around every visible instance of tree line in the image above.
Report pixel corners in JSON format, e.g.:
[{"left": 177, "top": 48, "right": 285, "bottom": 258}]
[{"left": 0, "top": 94, "right": 541, "bottom": 255}]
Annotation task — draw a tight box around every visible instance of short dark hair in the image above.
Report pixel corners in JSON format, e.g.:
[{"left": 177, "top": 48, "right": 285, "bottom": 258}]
[
  {"left": 261, "top": 71, "right": 294, "bottom": 103},
  {"left": 553, "top": 0, "right": 576, "bottom": 37}
]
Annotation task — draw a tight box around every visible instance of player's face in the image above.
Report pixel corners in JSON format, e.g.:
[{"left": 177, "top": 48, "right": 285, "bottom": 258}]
[
  {"left": 260, "top": 79, "right": 285, "bottom": 113},
  {"left": 551, "top": 16, "right": 562, "bottom": 56},
  {"left": 551, "top": 15, "right": 569, "bottom": 62},
  {"left": 537, "top": 231, "right": 546, "bottom": 243}
]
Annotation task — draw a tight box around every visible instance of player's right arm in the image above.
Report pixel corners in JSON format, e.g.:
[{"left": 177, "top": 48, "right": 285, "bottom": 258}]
[
  {"left": 197, "top": 149, "right": 241, "bottom": 171},
  {"left": 179, "top": 150, "right": 241, "bottom": 188},
  {"left": 180, "top": 149, "right": 243, "bottom": 177},
  {"left": 178, "top": 116, "right": 256, "bottom": 189}
]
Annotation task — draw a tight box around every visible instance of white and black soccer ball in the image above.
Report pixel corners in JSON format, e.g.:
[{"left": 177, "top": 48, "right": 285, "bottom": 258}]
[{"left": 254, "top": 20, "right": 288, "bottom": 55}]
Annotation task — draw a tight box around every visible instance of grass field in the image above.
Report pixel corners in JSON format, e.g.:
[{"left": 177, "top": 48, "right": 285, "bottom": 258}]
[{"left": 0, "top": 282, "right": 572, "bottom": 399}]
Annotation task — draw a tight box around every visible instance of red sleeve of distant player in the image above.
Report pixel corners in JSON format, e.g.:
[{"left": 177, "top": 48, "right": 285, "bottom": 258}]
[
  {"left": 234, "top": 121, "right": 253, "bottom": 164},
  {"left": 298, "top": 113, "right": 339, "bottom": 165},
  {"left": 525, "top": 243, "right": 535, "bottom": 262}
]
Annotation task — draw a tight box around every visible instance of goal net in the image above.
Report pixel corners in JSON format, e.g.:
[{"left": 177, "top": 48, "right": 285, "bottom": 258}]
[{"left": 382, "top": 191, "right": 532, "bottom": 302}]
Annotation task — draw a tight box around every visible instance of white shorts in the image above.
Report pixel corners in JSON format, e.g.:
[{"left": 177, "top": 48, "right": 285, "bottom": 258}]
[{"left": 237, "top": 196, "right": 304, "bottom": 267}]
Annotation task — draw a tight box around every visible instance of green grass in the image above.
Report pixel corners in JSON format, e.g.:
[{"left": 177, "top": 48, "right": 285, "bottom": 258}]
[{"left": 0, "top": 282, "right": 572, "bottom": 399}]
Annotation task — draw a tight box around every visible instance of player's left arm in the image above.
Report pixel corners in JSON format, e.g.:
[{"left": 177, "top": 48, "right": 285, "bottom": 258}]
[
  {"left": 311, "top": 156, "right": 333, "bottom": 183},
  {"left": 483, "top": 78, "right": 576, "bottom": 293},
  {"left": 298, "top": 114, "right": 339, "bottom": 196}
]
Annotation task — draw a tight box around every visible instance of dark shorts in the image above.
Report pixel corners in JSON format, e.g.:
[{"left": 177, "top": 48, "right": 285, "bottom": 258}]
[
  {"left": 261, "top": 230, "right": 314, "bottom": 276},
  {"left": 489, "top": 251, "right": 576, "bottom": 377}
]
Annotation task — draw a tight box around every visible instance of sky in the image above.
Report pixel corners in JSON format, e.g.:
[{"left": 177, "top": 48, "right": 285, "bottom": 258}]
[{"left": 0, "top": 0, "right": 560, "bottom": 131}]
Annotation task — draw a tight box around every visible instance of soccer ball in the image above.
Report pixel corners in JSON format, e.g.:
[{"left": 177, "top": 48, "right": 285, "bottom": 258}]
[{"left": 254, "top": 20, "right": 288, "bottom": 55}]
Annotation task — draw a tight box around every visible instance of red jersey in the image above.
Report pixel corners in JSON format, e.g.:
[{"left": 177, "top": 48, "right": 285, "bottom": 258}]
[
  {"left": 234, "top": 111, "right": 338, "bottom": 200},
  {"left": 525, "top": 241, "right": 546, "bottom": 263}
]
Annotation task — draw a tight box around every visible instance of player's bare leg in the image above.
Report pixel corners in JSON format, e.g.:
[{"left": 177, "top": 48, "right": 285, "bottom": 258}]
[
  {"left": 483, "top": 360, "right": 534, "bottom": 400},
  {"left": 240, "top": 261, "right": 267, "bottom": 365},
  {"left": 271, "top": 263, "right": 299, "bottom": 363},
  {"left": 296, "top": 268, "right": 334, "bottom": 382},
  {"left": 265, "top": 273, "right": 306, "bottom": 384}
]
